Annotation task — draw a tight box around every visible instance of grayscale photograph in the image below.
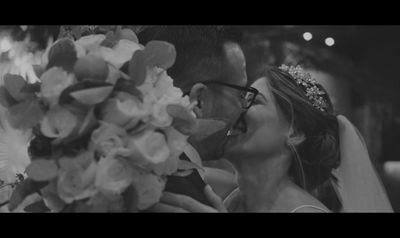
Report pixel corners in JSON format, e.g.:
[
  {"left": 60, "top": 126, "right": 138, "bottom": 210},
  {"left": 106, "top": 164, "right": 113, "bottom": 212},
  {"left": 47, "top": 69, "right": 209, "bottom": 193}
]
[{"left": 0, "top": 25, "right": 398, "bottom": 213}]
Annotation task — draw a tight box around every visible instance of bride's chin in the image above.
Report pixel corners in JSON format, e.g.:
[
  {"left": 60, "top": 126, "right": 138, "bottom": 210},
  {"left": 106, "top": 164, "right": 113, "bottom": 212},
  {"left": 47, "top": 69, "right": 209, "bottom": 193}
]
[{"left": 224, "top": 134, "right": 247, "bottom": 159}]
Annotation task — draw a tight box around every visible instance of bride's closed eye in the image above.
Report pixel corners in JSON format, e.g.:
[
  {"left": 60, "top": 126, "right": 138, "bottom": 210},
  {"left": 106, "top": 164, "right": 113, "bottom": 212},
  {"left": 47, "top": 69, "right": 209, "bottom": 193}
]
[{"left": 253, "top": 94, "right": 267, "bottom": 105}]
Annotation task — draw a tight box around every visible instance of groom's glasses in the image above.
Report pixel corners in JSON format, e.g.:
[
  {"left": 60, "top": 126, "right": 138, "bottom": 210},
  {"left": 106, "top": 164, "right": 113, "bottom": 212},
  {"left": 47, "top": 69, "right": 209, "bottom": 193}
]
[{"left": 202, "top": 81, "right": 259, "bottom": 109}]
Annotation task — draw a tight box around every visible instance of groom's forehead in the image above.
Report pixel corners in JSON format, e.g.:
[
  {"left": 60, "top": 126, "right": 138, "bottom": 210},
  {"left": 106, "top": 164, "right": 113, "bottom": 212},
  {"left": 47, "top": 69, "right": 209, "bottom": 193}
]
[{"left": 187, "top": 43, "right": 246, "bottom": 85}]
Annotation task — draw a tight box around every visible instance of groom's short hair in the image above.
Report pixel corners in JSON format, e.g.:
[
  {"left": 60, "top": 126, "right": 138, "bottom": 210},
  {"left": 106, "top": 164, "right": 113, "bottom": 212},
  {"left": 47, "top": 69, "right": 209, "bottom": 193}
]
[{"left": 138, "top": 26, "right": 243, "bottom": 91}]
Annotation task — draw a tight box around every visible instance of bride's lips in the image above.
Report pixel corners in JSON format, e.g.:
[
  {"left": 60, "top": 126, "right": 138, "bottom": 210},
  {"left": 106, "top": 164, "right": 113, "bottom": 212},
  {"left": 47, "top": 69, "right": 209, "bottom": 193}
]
[{"left": 226, "top": 112, "right": 248, "bottom": 138}]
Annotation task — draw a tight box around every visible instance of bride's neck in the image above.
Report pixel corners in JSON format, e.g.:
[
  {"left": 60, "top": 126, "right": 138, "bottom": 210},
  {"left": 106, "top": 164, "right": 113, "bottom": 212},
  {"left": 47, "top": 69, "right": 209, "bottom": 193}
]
[{"left": 234, "top": 153, "right": 292, "bottom": 212}]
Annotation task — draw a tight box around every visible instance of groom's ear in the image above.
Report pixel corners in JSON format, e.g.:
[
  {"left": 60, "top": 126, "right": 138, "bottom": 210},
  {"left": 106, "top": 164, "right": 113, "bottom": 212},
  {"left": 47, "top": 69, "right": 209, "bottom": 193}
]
[{"left": 189, "top": 83, "right": 208, "bottom": 118}]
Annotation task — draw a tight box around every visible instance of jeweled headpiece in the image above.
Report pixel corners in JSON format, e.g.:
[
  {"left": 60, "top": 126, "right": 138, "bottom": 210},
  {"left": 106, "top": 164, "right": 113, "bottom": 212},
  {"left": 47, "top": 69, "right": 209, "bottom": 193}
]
[{"left": 279, "top": 64, "right": 329, "bottom": 112}]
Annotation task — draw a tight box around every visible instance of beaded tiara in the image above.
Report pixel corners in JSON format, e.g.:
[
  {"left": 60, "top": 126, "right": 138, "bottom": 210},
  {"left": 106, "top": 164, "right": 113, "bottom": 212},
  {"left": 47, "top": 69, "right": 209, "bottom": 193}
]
[{"left": 279, "top": 64, "right": 329, "bottom": 112}]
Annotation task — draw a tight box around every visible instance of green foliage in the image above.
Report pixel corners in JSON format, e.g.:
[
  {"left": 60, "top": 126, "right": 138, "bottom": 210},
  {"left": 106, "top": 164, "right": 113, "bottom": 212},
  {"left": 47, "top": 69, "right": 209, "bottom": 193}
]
[
  {"left": 129, "top": 50, "right": 147, "bottom": 86},
  {"left": 144, "top": 41, "right": 176, "bottom": 70},
  {"left": 26, "top": 159, "right": 59, "bottom": 182},
  {"left": 8, "top": 99, "right": 44, "bottom": 130}
]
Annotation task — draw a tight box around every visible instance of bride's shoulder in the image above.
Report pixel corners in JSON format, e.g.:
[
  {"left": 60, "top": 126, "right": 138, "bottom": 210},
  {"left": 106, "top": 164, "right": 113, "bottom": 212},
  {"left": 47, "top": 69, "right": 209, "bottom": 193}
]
[{"left": 280, "top": 183, "right": 330, "bottom": 213}]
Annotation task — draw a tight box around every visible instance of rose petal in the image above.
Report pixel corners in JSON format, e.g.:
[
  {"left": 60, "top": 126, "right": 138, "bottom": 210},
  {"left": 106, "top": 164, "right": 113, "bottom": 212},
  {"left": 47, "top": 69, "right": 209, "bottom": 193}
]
[
  {"left": 75, "top": 34, "right": 106, "bottom": 53},
  {"left": 166, "top": 104, "right": 197, "bottom": 135},
  {"left": 40, "top": 106, "right": 78, "bottom": 140}
]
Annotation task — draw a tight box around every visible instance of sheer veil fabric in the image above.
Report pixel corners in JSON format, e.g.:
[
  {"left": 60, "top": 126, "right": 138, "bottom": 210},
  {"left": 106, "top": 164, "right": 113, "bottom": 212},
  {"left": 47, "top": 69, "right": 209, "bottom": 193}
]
[{"left": 333, "top": 115, "right": 393, "bottom": 212}]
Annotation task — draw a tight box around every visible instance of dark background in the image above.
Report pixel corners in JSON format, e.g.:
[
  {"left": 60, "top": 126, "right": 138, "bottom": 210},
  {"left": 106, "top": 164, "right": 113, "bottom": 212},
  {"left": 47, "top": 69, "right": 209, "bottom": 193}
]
[{"left": 1, "top": 25, "right": 400, "bottom": 211}]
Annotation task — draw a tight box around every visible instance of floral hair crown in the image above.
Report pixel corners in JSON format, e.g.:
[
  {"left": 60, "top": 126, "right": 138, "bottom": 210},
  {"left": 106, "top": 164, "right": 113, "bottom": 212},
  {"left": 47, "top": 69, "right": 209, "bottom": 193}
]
[{"left": 278, "top": 64, "right": 329, "bottom": 112}]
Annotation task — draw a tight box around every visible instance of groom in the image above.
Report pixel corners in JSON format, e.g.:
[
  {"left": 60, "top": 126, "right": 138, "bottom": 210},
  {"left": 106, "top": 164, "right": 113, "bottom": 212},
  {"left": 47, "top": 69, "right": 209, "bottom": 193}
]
[{"left": 138, "top": 26, "right": 247, "bottom": 211}]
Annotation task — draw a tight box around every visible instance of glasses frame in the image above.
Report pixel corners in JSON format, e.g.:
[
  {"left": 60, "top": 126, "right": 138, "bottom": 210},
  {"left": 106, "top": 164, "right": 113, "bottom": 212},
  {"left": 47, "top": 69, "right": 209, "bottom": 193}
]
[{"left": 202, "top": 81, "right": 259, "bottom": 109}]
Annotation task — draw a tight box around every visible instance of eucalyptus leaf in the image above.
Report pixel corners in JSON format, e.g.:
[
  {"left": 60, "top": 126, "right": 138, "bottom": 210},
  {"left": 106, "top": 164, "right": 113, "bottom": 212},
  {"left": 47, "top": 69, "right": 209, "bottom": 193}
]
[
  {"left": 0, "top": 86, "right": 18, "bottom": 108},
  {"left": 70, "top": 86, "right": 113, "bottom": 105},
  {"left": 8, "top": 99, "right": 44, "bottom": 130},
  {"left": 73, "top": 55, "right": 109, "bottom": 82},
  {"left": 100, "top": 31, "right": 118, "bottom": 48},
  {"left": 120, "top": 28, "right": 139, "bottom": 43},
  {"left": 177, "top": 159, "right": 205, "bottom": 172},
  {"left": 114, "top": 78, "right": 143, "bottom": 99},
  {"left": 78, "top": 108, "right": 97, "bottom": 135},
  {"left": 32, "top": 65, "right": 45, "bottom": 78},
  {"left": 47, "top": 38, "right": 78, "bottom": 72},
  {"left": 129, "top": 49, "right": 147, "bottom": 86},
  {"left": 8, "top": 179, "right": 37, "bottom": 211},
  {"left": 21, "top": 82, "right": 41, "bottom": 93},
  {"left": 26, "top": 159, "right": 59, "bottom": 182},
  {"left": 122, "top": 185, "right": 139, "bottom": 212},
  {"left": 171, "top": 170, "right": 194, "bottom": 177},
  {"left": 59, "top": 80, "right": 112, "bottom": 105},
  {"left": 24, "top": 200, "right": 51, "bottom": 212},
  {"left": 144, "top": 41, "right": 176, "bottom": 69},
  {"left": 3, "top": 74, "right": 28, "bottom": 101}
]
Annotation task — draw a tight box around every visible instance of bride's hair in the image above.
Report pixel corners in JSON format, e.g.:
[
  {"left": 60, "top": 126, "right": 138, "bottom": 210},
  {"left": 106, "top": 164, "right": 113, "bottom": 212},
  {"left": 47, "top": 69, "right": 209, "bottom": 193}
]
[{"left": 261, "top": 66, "right": 342, "bottom": 210}]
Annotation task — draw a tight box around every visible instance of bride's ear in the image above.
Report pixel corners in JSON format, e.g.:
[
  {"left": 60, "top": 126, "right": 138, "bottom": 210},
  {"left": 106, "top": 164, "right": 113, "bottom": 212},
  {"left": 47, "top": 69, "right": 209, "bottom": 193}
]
[{"left": 287, "top": 128, "right": 306, "bottom": 147}]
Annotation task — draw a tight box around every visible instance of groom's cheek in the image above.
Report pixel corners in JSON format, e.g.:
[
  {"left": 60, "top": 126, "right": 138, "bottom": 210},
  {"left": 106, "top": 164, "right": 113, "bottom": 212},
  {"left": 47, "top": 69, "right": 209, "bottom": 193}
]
[{"left": 217, "top": 95, "right": 242, "bottom": 124}]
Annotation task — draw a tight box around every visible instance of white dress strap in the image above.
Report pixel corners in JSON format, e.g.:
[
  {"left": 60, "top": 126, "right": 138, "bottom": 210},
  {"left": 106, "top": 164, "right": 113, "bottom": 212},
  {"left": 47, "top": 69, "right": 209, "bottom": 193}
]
[
  {"left": 290, "top": 205, "right": 329, "bottom": 213},
  {"left": 224, "top": 189, "right": 330, "bottom": 213},
  {"left": 223, "top": 187, "right": 240, "bottom": 211}
]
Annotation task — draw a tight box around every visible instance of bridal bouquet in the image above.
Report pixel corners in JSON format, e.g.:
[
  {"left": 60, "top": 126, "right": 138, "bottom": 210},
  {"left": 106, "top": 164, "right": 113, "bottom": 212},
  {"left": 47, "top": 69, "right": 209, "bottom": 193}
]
[{"left": 0, "top": 27, "right": 224, "bottom": 212}]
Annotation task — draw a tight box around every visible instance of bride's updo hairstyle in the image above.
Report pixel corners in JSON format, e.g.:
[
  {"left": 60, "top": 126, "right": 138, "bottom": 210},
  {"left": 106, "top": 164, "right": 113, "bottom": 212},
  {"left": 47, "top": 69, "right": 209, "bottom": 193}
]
[{"left": 261, "top": 66, "right": 340, "bottom": 194}]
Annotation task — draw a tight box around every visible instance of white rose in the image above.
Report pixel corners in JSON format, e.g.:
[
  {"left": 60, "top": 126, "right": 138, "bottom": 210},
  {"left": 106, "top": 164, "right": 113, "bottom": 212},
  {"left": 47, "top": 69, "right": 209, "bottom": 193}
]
[
  {"left": 101, "top": 93, "right": 151, "bottom": 128},
  {"left": 136, "top": 79, "right": 154, "bottom": 96},
  {"left": 95, "top": 155, "right": 134, "bottom": 195},
  {"left": 90, "top": 122, "right": 127, "bottom": 157},
  {"left": 93, "top": 39, "right": 141, "bottom": 69},
  {"left": 153, "top": 74, "right": 183, "bottom": 100},
  {"left": 133, "top": 172, "right": 166, "bottom": 210},
  {"left": 125, "top": 130, "right": 170, "bottom": 165},
  {"left": 149, "top": 75, "right": 190, "bottom": 128},
  {"left": 145, "top": 67, "right": 165, "bottom": 84},
  {"left": 40, "top": 105, "right": 78, "bottom": 140},
  {"left": 150, "top": 97, "right": 174, "bottom": 128},
  {"left": 74, "top": 34, "right": 106, "bottom": 54},
  {"left": 40, "top": 67, "right": 75, "bottom": 106},
  {"left": 164, "top": 127, "right": 189, "bottom": 157},
  {"left": 57, "top": 159, "right": 97, "bottom": 204},
  {"left": 74, "top": 43, "right": 86, "bottom": 58},
  {"left": 117, "top": 95, "right": 150, "bottom": 120},
  {"left": 150, "top": 94, "right": 191, "bottom": 128}
]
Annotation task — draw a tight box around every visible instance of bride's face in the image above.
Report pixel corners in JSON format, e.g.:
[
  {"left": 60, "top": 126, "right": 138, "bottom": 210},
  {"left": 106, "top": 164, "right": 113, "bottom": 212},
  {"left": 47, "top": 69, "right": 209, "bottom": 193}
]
[{"left": 224, "top": 76, "right": 291, "bottom": 161}]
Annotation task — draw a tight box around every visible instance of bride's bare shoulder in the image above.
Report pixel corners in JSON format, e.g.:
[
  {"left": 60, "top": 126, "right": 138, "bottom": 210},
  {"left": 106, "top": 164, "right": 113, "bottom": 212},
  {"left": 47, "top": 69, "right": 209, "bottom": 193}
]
[{"left": 277, "top": 182, "right": 330, "bottom": 213}]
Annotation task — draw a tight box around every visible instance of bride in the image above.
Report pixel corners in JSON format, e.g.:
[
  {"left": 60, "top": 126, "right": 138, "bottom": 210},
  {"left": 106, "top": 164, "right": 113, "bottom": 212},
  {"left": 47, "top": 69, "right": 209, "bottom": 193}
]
[{"left": 154, "top": 65, "right": 393, "bottom": 213}]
